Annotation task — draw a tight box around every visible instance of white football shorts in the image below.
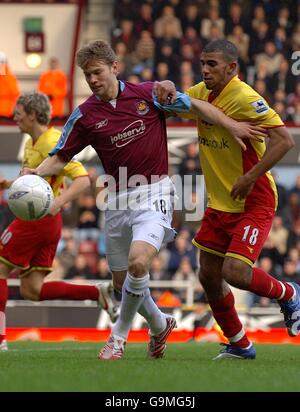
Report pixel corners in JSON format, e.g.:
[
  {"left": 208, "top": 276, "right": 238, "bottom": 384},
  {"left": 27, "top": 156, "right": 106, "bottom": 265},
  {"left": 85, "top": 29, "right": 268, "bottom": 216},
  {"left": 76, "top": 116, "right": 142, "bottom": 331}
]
[{"left": 105, "top": 177, "right": 176, "bottom": 271}]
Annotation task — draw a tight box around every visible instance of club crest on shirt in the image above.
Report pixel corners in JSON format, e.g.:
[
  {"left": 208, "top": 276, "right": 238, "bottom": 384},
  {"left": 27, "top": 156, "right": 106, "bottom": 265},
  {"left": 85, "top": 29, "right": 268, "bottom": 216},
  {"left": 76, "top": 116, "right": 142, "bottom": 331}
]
[
  {"left": 135, "top": 100, "right": 149, "bottom": 115},
  {"left": 251, "top": 99, "right": 269, "bottom": 114}
]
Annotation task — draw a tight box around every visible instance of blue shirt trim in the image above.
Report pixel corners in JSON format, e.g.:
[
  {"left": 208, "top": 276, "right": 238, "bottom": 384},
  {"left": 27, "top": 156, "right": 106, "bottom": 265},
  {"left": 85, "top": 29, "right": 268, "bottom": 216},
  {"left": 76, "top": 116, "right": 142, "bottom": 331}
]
[
  {"left": 153, "top": 91, "right": 191, "bottom": 113},
  {"left": 49, "top": 107, "right": 83, "bottom": 156}
]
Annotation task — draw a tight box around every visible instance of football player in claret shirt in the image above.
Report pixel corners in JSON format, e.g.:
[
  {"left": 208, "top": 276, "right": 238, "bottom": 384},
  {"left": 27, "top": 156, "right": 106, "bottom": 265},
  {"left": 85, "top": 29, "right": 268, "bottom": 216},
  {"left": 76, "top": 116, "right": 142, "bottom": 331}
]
[
  {"left": 0, "top": 92, "right": 118, "bottom": 351},
  {"left": 156, "top": 39, "right": 296, "bottom": 360},
  {"left": 22, "top": 40, "right": 267, "bottom": 360}
]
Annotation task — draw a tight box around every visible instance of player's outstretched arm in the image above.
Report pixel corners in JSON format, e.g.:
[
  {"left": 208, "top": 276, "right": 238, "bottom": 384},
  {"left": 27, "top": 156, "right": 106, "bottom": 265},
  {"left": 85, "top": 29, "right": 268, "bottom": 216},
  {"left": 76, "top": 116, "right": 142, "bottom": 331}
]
[
  {"left": 21, "top": 154, "right": 66, "bottom": 177},
  {"left": 49, "top": 175, "right": 90, "bottom": 215},
  {"left": 190, "top": 98, "right": 268, "bottom": 150},
  {"left": 231, "top": 126, "right": 295, "bottom": 200}
]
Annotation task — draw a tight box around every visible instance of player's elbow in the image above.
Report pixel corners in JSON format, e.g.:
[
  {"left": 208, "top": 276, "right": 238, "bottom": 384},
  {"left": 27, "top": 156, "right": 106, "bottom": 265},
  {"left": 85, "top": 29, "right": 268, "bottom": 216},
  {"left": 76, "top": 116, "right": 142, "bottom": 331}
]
[
  {"left": 287, "top": 134, "right": 295, "bottom": 150},
  {"left": 78, "top": 175, "right": 91, "bottom": 191}
]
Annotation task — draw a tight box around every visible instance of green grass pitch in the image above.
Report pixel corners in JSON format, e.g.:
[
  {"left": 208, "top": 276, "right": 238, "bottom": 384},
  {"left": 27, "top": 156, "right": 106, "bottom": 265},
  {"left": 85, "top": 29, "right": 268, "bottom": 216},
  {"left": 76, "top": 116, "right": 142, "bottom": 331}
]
[{"left": 0, "top": 341, "right": 300, "bottom": 392}]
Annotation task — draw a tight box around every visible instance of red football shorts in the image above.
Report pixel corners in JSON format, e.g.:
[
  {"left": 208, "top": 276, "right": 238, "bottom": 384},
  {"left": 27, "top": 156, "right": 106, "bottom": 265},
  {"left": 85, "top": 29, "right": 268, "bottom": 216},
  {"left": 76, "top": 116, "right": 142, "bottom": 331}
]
[
  {"left": 193, "top": 207, "right": 275, "bottom": 266},
  {"left": 0, "top": 213, "right": 62, "bottom": 276}
]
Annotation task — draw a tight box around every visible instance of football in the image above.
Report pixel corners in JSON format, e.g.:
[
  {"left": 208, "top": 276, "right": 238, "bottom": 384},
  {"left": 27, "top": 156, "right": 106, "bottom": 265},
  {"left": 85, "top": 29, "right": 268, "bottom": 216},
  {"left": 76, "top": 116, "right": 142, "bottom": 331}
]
[{"left": 8, "top": 175, "right": 54, "bottom": 221}]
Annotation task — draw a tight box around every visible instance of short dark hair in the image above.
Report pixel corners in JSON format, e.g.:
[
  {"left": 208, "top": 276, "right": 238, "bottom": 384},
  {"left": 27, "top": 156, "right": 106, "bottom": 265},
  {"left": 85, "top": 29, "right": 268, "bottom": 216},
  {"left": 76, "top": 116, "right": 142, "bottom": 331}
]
[
  {"left": 76, "top": 40, "right": 116, "bottom": 69},
  {"left": 203, "top": 40, "right": 239, "bottom": 63}
]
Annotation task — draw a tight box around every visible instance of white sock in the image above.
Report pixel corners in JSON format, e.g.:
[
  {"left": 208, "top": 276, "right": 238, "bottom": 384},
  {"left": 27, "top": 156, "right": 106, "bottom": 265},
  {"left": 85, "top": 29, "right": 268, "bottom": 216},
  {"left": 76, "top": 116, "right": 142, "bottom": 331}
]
[
  {"left": 113, "top": 272, "right": 149, "bottom": 339},
  {"left": 138, "top": 289, "right": 167, "bottom": 335}
]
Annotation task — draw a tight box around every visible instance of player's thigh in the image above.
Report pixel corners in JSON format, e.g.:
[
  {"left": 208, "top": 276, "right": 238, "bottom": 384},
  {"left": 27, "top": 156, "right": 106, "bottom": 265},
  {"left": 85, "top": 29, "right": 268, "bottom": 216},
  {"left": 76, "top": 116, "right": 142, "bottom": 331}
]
[
  {"left": 0, "top": 219, "right": 38, "bottom": 269},
  {"left": 226, "top": 207, "right": 274, "bottom": 266},
  {"left": 105, "top": 210, "right": 131, "bottom": 272},
  {"left": 0, "top": 262, "right": 11, "bottom": 278}
]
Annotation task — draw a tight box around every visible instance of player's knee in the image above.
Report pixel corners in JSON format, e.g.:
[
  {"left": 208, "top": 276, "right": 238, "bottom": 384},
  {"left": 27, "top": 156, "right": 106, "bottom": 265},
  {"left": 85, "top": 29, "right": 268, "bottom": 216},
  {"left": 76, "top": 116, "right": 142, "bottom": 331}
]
[
  {"left": 128, "top": 257, "right": 148, "bottom": 277},
  {"left": 222, "top": 259, "right": 250, "bottom": 288},
  {"left": 19, "top": 284, "right": 40, "bottom": 301}
]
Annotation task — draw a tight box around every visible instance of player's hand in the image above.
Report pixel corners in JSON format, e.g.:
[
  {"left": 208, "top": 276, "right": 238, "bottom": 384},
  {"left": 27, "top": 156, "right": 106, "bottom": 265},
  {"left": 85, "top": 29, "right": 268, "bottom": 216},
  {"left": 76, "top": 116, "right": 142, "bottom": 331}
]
[
  {"left": 229, "top": 122, "right": 268, "bottom": 151},
  {"left": 230, "top": 175, "right": 255, "bottom": 200},
  {"left": 153, "top": 80, "right": 177, "bottom": 104},
  {"left": 0, "top": 177, "right": 9, "bottom": 191},
  {"left": 48, "top": 198, "right": 61, "bottom": 216},
  {"left": 20, "top": 167, "right": 39, "bottom": 176}
]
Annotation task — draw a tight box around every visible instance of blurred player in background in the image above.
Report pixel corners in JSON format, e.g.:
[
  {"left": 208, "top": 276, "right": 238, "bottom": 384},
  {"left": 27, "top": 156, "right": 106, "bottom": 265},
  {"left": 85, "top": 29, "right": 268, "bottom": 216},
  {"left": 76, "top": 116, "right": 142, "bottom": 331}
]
[
  {"left": 0, "top": 92, "right": 118, "bottom": 351},
  {"left": 37, "top": 57, "right": 68, "bottom": 119},
  {"left": 22, "top": 40, "right": 267, "bottom": 360},
  {"left": 156, "top": 39, "right": 296, "bottom": 360}
]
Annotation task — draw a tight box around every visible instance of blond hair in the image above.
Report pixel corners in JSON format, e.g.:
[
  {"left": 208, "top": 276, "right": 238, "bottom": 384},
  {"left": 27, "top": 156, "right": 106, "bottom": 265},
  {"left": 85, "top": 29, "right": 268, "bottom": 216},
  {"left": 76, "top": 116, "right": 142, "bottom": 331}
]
[{"left": 17, "top": 92, "right": 51, "bottom": 125}]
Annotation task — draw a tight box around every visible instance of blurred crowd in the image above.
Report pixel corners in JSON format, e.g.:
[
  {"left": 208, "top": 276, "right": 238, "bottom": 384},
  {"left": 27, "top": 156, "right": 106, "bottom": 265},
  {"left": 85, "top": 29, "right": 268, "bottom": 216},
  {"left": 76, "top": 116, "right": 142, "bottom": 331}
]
[{"left": 112, "top": 0, "right": 300, "bottom": 124}]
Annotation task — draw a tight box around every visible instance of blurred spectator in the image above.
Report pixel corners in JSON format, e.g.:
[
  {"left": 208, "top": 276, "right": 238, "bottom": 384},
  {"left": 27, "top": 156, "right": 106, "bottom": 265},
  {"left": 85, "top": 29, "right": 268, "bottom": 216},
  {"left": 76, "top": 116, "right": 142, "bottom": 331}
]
[
  {"left": 291, "top": 23, "right": 300, "bottom": 51},
  {"left": 201, "top": 6, "right": 225, "bottom": 41},
  {"left": 255, "top": 41, "right": 282, "bottom": 76},
  {"left": 225, "top": 2, "right": 248, "bottom": 36},
  {"left": 181, "top": 27, "right": 203, "bottom": 61},
  {"left": 279, "top": 259, "right": 300, "bottom": 285},
  {"left": 289, "top": 175, "right": 300, "bottom": 202},
  {"left": 133, "top": 30, "right": 155, "bottom": 72},
  {"left": 112, "top": 19, "right": 136, "bottom": 53},
  {"left": 57, "top": 234, "right": 77, "bottom": 276},
  {"left": 227, "top": 25, "right": 249, "bottom": 75},
  {"left": 114, "top": 41, "right": 134, "bottom": 79},
  {"left": 227, "top": 25, "right": 249, "bottom": 64},
  {"left": 272, "top": 171, "right": 289, "bottom": 214},
  {"left": 77, "top": 194, "right": 100, "bottom": 236},
  {"left": 287, "top": 219, "right": 300, "bottom": 251},
  {"left": 253, "top": 79, "right": 272, "bottom": 105},
  {"left": 135, "top": 3, "right": 154, "bottom": 35},
  {"left": 249, "top": 22, "right": 270, "bottom": 61},
  {"left": 94, "top": 257, "right": 112, "bottom": 281},
  {"left": 167, "top": 233, "right": 197, "bottom": 275},
  {"left": 154, "top": 5, "right": 182, "bottom": 39},
  {"left": 251, "top": 4, "right": 266, "bottom": 34},
  {"left": 275, "top": 5, "right": 294, "bottom": 37},
  {"left": 140, "top": 67, "right": 153, "bottom": 82},
  {"left": 0, "top": 52, "right": 20, "bottom": 118},
  {"left": 178, "top": 142, "right": 201, "bottom": 179},
  {"left": 273, "top": 27, "right": 289, "bottom": 55},
  {"left": 37, "top": 57, "right": 67, "bottom": 118},
  {"left": 259, "top": 236, "right": 284, "bottom": 267},
  {"left": 287, "top": 83, "right": 300, "bottom": 114},
  {"left": 291, "top": 102, "right": 300, "bottom": 125},
  {"left": 286, "top": 247, "right": 300, "bottom": 273},
  {"left": 150, "top": 255, "right": 170, "bottom": 281},
  {"left": 268, "top": 57, "right": 296, "bottom": 95},
  {"left": 268, "top": 215, "right": 289, "bottom": 257},
  {"left": 113, "top": 0, "right": 139, "bottom": 24},
  {"left": 181, "top": 2, "right": 201, "bottom": 32},
  {"left": 65, "top": 254, "right": 95, "bottom": 281},
  {"left": 173, "top": 256, "right": 203, "bottom": 302}
]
